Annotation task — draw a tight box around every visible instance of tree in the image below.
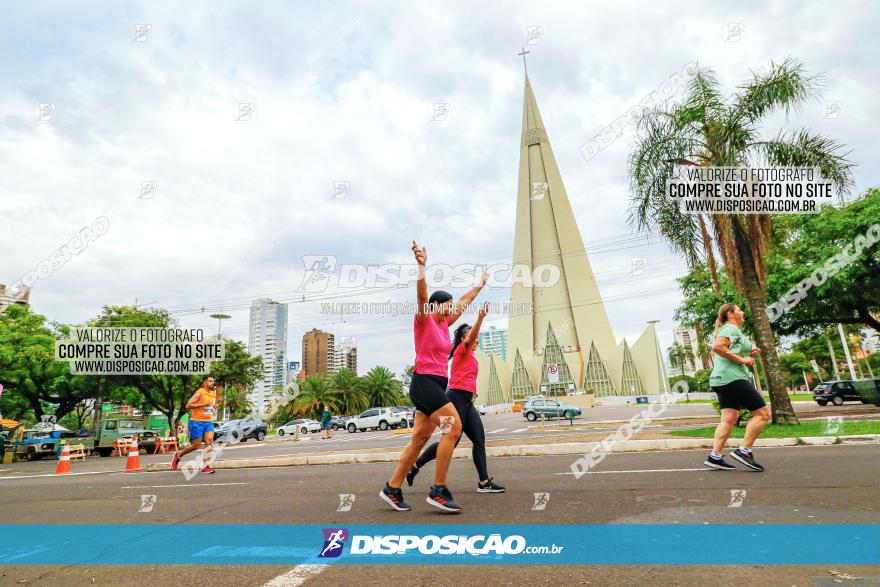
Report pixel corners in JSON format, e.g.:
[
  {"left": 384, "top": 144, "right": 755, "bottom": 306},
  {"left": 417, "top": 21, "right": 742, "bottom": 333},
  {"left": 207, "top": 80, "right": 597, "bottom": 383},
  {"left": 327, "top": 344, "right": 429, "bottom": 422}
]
[
  {"left": 628, "top": 58, "right": 855, "bottom": 424},
  {"left": 360, "top": 366, "right": 405, "bottom": 408},
  {"left": 766, "top": 188, "right": 880, "bottom": 336},
  {"left": 667, "top": 342, "right": 695, "bottom": 379},
  {"left": 331, "top": 368, "right": 368, "bottom": 416},
  {"left": 209, "top": 338, "right": 263, "bottom": 417},
  {"left": 0, "top": 305, "right": 89, "bottom": 421},
  {"left": 292, "top": 375, "right": 337, "bottom": 419},
  {"left": 777, "top": 351, "right": 812, "bottom": 388}
]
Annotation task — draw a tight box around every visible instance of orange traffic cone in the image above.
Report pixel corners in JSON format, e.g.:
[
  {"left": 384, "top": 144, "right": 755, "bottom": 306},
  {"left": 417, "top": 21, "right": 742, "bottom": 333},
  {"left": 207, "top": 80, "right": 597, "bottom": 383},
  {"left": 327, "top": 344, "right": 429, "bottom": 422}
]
[
  {"left": 124, "top": 436, "right": 141, "bottom": 472},
  {"left": 55, "top": 441, "right": 72, "bottom": 475}
]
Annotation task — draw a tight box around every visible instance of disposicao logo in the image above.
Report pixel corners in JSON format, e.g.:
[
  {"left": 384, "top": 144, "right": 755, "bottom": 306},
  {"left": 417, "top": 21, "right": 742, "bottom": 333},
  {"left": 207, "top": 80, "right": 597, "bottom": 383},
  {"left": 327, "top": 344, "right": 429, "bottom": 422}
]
[{"left": 318, "top": 528, "right": 349, "bottom": 558}]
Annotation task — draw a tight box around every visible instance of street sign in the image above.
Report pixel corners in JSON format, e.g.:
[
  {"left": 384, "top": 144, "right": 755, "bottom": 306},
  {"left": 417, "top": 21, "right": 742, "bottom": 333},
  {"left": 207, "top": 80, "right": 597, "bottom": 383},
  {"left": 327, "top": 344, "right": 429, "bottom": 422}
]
[
  {"left": 810, "top": 359, "right": 820, "bottom": 374},
  {"left": 547, "top": 363, "right": 559, "bottom": 384},
  {"left": 102, "top": 404, "right": 113, "bottom": 413}
]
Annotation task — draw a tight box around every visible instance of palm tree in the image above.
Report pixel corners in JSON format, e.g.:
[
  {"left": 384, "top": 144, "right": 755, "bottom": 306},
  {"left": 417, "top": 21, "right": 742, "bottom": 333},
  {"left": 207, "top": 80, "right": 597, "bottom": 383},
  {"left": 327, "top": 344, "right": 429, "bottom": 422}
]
[
  {"left": 292, "top": 375, "right": 337, "bottom": 419},
  {"left": 220, "top": 384, "right": 253, "bottom": 419},
  {"left": 330, "top": 367, "right": 369, "bottom": 415},
  {"left": 360, "top": 366, "right": 405, "bottom": 408},
  {"left": 668, "top": 342, "right": 695, "bottom": 379},
  {"left": 628, "top": 58, "right": 855, "bottom": 424}
]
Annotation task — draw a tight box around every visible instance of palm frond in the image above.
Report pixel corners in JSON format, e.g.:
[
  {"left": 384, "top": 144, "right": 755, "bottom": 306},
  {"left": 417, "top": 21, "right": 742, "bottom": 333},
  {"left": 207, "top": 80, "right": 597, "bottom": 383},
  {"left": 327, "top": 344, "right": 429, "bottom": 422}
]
[
  {"left": 732, "top": 57, "right": 821, "bottom": 123},
  {"left": 751, "top": 129, "right": 856, "bottom": 198}
]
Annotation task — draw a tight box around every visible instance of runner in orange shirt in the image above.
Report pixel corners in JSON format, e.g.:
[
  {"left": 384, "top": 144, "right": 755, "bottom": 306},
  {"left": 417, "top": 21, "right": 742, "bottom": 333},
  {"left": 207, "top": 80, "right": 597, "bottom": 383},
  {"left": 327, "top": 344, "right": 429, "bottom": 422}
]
[{"left": 171, "top": 375, "right": 218, "bottom": 474}]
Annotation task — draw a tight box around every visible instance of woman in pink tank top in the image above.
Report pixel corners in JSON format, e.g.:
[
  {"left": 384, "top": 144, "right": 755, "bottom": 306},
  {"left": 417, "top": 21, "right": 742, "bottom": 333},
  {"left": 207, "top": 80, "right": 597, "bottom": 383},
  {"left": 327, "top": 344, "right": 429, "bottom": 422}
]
[
  {"left": 405, "top": 301, "right": 505, "bottom": 493},
  {"left": 380, "top": 241, "right": 487, "bottom": 514}
]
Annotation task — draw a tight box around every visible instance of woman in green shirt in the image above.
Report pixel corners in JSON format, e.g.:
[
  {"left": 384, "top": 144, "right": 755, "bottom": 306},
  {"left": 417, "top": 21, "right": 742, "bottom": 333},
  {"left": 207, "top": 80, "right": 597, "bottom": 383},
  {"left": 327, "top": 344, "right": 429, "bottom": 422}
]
[
  {"left": 704, "top": 303, "right": 771, "bottom": 472},
  {"left": 321, "top": 405, "right": 333, "bottom": 439}
]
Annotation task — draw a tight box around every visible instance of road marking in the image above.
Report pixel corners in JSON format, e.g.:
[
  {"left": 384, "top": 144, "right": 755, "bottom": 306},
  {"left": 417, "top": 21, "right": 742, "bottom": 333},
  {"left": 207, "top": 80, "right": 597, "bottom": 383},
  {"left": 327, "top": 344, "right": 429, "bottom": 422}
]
[
  {"left": 488, "top": 428, "right": 508, "bottom": 434},
  {"left": 262, "top": 564, "right": 328, "bottom": 586},
  {"left": 511, "top": 428, "right": 528, "bottom": 433},
  {"left": 122, "top": 482, "right": 251, "bottom": 489},
  {"left": 0, "top": 470, "right": 149, "bottom": 480},
  {"left": 556, "top": 468, "right": 707, "bottom": 475}
]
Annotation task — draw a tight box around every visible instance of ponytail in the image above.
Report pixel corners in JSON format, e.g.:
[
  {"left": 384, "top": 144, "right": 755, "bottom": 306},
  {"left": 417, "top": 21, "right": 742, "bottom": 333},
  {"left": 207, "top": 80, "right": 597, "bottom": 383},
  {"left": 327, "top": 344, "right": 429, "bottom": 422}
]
[
  {"left": 449, "top": 323, "right": 470, "bottom": 360},
  {"left": 714, "top": 303, "right": 738, "bottom": 334}
]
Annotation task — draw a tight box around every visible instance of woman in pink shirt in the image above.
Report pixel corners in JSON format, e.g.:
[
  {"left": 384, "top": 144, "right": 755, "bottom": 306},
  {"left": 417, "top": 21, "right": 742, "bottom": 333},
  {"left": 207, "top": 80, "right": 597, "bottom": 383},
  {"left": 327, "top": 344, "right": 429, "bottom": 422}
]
[
  {"left": 406, "top": 301, "right": 505, "bottom": 494},
  {"left": 380, "top": 241, "right": 486, "bottom": 514}
]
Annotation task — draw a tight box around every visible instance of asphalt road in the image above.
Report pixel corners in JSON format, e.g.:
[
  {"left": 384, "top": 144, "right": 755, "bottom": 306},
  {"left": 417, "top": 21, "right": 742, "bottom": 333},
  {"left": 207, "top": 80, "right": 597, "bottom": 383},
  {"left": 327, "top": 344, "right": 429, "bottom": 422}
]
[
  {"left": 4, "top": 402, "right": 874, "bottom": 478},
  {"left": 1, "top": 443, "right": 878, "bottom": 586}
]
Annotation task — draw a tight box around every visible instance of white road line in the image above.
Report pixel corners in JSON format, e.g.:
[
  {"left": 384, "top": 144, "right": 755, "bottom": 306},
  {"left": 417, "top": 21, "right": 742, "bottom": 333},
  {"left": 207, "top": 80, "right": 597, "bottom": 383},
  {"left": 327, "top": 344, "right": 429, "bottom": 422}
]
[
  {"left": 511, "top": 428, "right": 528, "bottom": 433},
  {"left": 122, "top": 482, "right": 251, "bottom": 489},
  {"left": 556, "top": 468, "right": 707, "bottom": 475},
  {"left": 0, "top": 470, "right": 150, "bottom": 480},
  {"left": 262, "top": 564, "right": 328, "bottom": 587},
  {"left": 487, "top": 428, "right": 508, "bottom": 434}
]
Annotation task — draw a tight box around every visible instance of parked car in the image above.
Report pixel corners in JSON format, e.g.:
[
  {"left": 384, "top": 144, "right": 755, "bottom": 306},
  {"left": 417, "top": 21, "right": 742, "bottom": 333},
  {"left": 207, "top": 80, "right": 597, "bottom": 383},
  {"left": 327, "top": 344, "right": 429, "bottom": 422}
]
[
  {"left": 329, "top": 416, "right": 349, "bottom": 431},
  {"left": 346, "top": 408, "right": 408, "bottom": 432},
  {"left": 476, "top": 404, "right": 488, "bottom": 415},
  {"left": 277, "top": 419, "right": 322, "bottom": 435},
  {"left": 391, "top": 406, "right": 415, "bottom": 425},
  {"left": 213, "top": 417, "right": 267, "bottom": 443},
  {"left": 522, "top": 398, "right": 582, "bottom": 421},
  {"left": 813, "top": 379, "right": 880, "bottom": 406}
]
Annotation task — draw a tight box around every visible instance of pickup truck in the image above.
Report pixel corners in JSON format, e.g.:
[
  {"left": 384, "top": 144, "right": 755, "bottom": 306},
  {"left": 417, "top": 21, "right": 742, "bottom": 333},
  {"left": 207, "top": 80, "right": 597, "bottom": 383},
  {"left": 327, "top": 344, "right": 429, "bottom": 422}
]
[
  {"left": 9, "top": 428, "right": 96, "bottom": 461},
  {"left": 93, "top": 418, "right": 159, "bottom": 456}
]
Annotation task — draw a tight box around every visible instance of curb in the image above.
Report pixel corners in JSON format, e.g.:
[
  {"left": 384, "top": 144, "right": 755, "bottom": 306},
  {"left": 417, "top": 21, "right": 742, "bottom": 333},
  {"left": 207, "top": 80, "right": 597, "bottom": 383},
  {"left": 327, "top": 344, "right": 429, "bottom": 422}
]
[{"left": 144, "top": 434, "right": 880, "bottom": 472}]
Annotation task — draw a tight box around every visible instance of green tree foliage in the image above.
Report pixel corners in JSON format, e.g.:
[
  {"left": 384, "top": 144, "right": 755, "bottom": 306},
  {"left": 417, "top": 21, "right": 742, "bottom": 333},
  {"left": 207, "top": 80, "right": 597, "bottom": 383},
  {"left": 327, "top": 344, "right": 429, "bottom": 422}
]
[{"left": 767, "top": 188, "right": 880, "bottom": 336}]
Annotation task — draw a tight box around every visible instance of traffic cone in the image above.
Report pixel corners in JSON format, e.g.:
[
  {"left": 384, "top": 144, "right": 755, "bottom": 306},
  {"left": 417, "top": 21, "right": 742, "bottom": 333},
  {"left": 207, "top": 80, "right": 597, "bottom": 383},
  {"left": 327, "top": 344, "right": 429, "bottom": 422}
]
[
  {"left": 124, "top": 436, "right": 141, "bottom": 472},
  {"left": 55, "top": 441, "right": 72, "bottom": 475}
]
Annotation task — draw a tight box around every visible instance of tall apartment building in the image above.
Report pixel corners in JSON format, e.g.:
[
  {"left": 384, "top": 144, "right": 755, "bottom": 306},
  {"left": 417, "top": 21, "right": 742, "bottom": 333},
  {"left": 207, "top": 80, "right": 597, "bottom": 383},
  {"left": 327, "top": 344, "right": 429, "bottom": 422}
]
[
  {"left": 248, "top": 299, "right": 288, "bottom": 414},
  {"left": 0, "top": 284, "right": 30, "bottom": 312},
  {"left": 672, "top": 325, "right": 704, "bottom": 374},
  {"left": 302, "top": 328, "right": 335, "bottom": 377},
  {"left": 478, "top": 326, "right": 508, "bottom": 361},
  {"left": 332, "top": 337, "right": 358, "bottom": 374}
]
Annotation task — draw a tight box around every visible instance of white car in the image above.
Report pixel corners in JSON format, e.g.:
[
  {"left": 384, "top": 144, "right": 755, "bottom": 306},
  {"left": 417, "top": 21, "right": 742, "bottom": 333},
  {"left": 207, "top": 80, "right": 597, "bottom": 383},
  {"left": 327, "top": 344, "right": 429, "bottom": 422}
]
[
  {"left": 476, "top": 404, "right": 488, "bottom": 415},
  {"left": 277, "top": 419, "right": 322, "bottom": 435},
  {"left": 346, "top": 408, "right": 408, "bottom": 432}
]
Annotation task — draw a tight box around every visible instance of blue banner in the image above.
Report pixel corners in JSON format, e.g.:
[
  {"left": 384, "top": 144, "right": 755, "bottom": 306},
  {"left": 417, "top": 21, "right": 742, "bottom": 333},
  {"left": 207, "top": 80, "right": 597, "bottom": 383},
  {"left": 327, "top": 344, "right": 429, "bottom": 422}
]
[{"left": 0, "top": 525, "right": 877, "bottom": 565}]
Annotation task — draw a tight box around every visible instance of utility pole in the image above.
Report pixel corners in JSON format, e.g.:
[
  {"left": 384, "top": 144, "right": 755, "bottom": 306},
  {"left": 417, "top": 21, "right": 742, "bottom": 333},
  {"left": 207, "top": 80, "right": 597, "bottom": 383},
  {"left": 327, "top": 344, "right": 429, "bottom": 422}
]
[
  {"left": 838, "top": 323, "right": 857, "bottom": 381},
  {"left": 827, "top": 335, "right": 840, "bottom": 379}
]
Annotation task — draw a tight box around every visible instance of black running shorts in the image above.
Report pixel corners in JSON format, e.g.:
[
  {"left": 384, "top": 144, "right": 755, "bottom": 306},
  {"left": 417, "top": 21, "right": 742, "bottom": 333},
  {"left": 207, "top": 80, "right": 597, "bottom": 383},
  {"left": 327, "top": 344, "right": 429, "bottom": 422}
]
[
  {"left": 409, "top": 372, "right": 451, "bottom": 417},
  {"left": 712, "top": 378, "right": 767, "bottom": 412}
]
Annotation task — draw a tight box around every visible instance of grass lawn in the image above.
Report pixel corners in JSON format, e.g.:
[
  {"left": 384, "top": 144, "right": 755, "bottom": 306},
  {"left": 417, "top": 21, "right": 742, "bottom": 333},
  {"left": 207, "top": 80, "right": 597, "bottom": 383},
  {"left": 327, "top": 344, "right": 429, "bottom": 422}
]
[{"left": 669, "top": 420, "right": 880, "bottom": 438}]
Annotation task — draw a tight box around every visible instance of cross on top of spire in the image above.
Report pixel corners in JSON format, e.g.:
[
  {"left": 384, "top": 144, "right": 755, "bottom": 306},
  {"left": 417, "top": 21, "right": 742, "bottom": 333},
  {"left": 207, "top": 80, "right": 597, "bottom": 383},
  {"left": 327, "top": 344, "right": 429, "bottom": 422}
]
[{"left": 517, "top": 47, "right": 530, "bottom": 76}]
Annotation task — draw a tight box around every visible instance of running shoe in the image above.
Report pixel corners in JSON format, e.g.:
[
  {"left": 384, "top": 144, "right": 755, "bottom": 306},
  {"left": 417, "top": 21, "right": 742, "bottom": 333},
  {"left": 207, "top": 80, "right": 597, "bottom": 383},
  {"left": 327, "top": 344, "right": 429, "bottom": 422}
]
[
  {"left": 379, "top": 483, "right": 411, "bottom": 511},
  {"left": 201, "top": 466, "right": 215, "bottom": 474},
  {"left": 477, "top": 478, "right": 506, "bottom": 493},
  {"left": 171, "top": 451, "right": 181, "bottom": 471},
  {"left": 730, "top": 448, "right": 764, "bottom": 471},
  {"left": 426, "top": 485, "right": 462, "bottom": 513},
  {"left": 405, "top": 466, "right": 420, "bottom": 487},
  {"left": 703, "top": 455, "right": 735, "bottom": 470}
]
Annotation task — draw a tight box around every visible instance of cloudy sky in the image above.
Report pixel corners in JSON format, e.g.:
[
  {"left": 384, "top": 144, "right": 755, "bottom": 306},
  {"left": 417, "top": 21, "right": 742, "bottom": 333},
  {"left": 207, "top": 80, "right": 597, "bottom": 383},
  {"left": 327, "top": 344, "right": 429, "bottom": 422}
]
[{"left": 2, "top": 1, "right": 878, "bottom": 375}]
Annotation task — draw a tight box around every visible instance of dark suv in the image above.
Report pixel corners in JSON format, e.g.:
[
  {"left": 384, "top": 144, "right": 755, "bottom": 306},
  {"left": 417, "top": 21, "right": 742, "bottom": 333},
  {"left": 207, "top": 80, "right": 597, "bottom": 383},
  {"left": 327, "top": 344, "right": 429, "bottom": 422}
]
[{"left": 812, "top": 379, "right": 880, "bottom": 406}]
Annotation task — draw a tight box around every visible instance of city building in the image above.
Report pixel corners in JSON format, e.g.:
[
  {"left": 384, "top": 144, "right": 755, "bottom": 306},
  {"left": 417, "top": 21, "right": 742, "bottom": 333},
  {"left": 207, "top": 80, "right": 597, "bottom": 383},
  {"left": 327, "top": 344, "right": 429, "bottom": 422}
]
[
  {"left": 478, "top": 67, "right": 668, "bottom": 404},
  {"left": 332, "top": 337, "right": 358, "bottom": 374},
  {"left": 0, "top": 283, "right": 30, "bottom": 312},
  {"left": 302, "top": 328, "right": 335, "bottom": 377},
  {"left": 247, "top": 299, "right": 288, "bottom": 414},
  {"left": 478, "top": 326, "right": 508, "bottom": 361},
  {"left": 673, "top": 325, "right": 705, "bottom": 374}
]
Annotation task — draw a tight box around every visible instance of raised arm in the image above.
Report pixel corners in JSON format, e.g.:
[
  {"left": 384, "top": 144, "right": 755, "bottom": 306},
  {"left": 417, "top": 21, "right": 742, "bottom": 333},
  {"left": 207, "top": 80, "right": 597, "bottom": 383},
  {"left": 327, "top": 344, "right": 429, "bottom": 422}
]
[
  {"left": 449, "top": 271, "right": 488, "bottom": 326},
  {"left": 463, "top": 302, "right": 489, "bottom": 348},
  {"left": 412, "top": 240, "right": 428, "bottom": 321}
]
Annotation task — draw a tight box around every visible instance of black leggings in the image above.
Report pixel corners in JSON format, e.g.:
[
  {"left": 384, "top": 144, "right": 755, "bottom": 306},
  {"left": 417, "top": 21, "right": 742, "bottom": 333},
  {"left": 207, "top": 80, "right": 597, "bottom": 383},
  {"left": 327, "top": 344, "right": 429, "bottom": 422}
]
[{"left": 414, "top": 388, "right": 488, "bottom": 481}]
